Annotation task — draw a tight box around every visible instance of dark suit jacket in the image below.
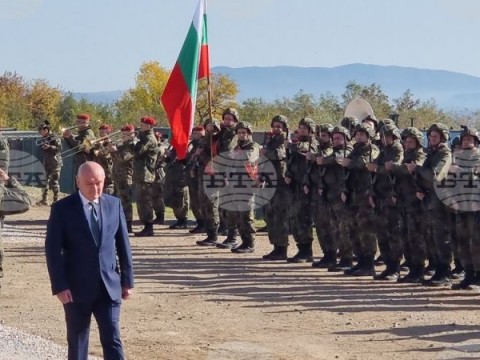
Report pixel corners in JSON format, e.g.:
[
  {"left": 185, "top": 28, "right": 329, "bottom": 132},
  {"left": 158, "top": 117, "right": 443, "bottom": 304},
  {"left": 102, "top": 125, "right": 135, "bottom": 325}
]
[{"left": 45, "top": 192, "right": 134, "bottom": 303}]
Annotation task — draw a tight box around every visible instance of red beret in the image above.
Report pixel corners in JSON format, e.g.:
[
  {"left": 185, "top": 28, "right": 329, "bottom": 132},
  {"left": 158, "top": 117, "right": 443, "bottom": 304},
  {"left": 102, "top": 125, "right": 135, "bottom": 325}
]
[
  {"left": 121, "top": 124, "right": 135, "bottom": 132},
  {"left": 99, "top": 124, "right": 112, "bottom": 132},
  {"left": 141, "top": 116, "right": 156, "bottom": 126},
  {"left": 76, "top": 113, "right": 90, "bottom": 121}
]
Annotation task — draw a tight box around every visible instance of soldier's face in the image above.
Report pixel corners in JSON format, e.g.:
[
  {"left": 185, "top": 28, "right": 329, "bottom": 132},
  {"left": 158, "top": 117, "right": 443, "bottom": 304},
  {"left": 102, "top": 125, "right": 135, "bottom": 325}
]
[
  {"left": 77, "top": 119, "right": 88, "bottom": 129},
  {"left": 99, "top": 129, "right": 109, "bottom": 137},
  {"left": 332, "top": 133, "right": 345, "bottom": 147},
  {"left": 271, "top": 122, "right": 284, "bottom": 135},
  {"left": 355, "top": 132, "right": 368, "bottom": 144},
  {"left": 140, "top": 123, "right": 150, "bottom": 132},
  {"left": 39, "top": 128, "right": 49, "bottom": 137},
  {"left": 403, "top": 136, "right": 418, "bottom": 150},
  {"left": 320, "top": 132, "right": 330, "bottom": 144},
  {"left": 428, "top": 131, "right": 442, "bottom": 147},
  {"left": 122, "top": 131, "right": 134, "bottom": 141},
  {"left": 191, "top": 131, "right": 202, "bottom": 140},
  {"left": 381, "top": 134, "right": 394, "bottom": 146},
  {"left": 237, "top": 129, "right": 249, "bottom": 141},
  {"left": 297, "top": 125, "right": 309, "bottom": 137},
  {"left": 223, "top": 115, "right": 236, "bottom": 128},
  {"left": 462, "top": 135, "right": 476, "bottom": 150}
]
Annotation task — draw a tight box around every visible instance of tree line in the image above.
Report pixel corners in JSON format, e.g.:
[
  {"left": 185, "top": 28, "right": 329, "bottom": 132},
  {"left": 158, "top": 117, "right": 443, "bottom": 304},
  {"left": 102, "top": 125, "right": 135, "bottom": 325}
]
[{"left": 0, "top": 61, "right": 478, "bottom": 134}]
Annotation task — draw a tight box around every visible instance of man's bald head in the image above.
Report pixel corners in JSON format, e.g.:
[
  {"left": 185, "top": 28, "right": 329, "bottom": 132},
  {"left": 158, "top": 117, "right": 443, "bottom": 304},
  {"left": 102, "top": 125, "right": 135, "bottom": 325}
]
[{"left": 76, "top": 161, "right": 105, "bottom": 201}]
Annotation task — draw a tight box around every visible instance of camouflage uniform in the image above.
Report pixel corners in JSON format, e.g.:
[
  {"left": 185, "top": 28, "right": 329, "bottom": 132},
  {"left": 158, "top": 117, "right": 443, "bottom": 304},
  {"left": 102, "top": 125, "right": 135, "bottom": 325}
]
[
  {"left": 317, "top": 126, "right": 353, "bottom": 271},
  {"left": 371, "top": 125, "right": 404, "bottom": 280},
  {"left": 0, "top": 176, "right": 32, "bottom": 278},
  {"left": 133, "top": 128, "right": 158, "bottom": 235},
  {"left": 414, "top": 123, "right": 453, "bottom": 286},
  {"left": 164, "top": 153, "right": 189, "bottom": 228},
  {"left": 64, "top": 127, "right": 96, "bottom": 182},
  {"left": 93, "top": 140, "right": 115, "bottom": 195},
  {"left": 285, "top": 118, "right": 318, "bottom": 263},
  {"left": 343, "top": 124, "right": 380, "bottom": 276},
  {"left": 185, "top": 137, "right": 205, "bottom": 230},
  {"left": 39, "top": 134, "right": 63, "bottom": 204},
  {"left": 151, "top": 140, "right": 170, "bottom": 224},
  {"left": 392, "top": 127, "right": 427, "bottom": 283},
  {"left": 112, "top": 137, "right": 136, "bottom": 229},
  {"left": 0, "top": 134, "right": 9, "bottom": 171}
]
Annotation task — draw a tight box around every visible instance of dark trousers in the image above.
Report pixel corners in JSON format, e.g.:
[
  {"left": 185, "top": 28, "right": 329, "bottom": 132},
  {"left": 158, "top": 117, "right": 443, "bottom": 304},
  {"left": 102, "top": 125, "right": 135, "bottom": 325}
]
[{"left": 64, "top": 284, "right": 124, "bottom": 360}]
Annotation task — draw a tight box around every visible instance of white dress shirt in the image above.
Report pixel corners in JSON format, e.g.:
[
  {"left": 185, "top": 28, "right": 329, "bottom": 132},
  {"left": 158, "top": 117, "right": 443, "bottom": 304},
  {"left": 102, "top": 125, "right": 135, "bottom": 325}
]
[{"left": 78, "top": 191, "right": 102, "bottom": 232}]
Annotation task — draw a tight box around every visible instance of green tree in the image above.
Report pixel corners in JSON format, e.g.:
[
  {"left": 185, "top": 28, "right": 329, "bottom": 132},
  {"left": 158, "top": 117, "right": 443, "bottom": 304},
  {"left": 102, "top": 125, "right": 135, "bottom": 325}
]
[{"left": 196, "top": 73, "right": 238, "bottom": 123}]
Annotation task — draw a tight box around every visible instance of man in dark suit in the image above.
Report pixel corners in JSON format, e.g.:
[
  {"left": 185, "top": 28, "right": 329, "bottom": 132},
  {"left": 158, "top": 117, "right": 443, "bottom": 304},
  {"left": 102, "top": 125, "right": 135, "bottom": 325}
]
[{"left": 45, "top": 161, "right": 134, "bottom": 360}]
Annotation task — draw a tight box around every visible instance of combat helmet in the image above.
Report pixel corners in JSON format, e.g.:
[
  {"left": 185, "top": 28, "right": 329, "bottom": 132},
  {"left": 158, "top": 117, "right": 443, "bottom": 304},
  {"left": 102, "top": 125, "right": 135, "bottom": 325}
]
[
  {"left": 459, "top": 127, "right": 480, "bottom": 145},
  {"left": 316, "top": 123, "right": 334, "bottom": 135},
  {"left": 427, "top": 123, "right": 449, "bottom": 142},
  {"left": 222, "top": 107, "right": 240, "bottom": 122},
  {"left": 362, "top": 114, "right": 379, "bottom": 131},
  {"left": 298, "top": 117, "right": 316, "bottom": 133},
  {"left": 270, "top": 115, "right": 289, "bottom": 130},
  {"left": 400, "top": 127, "right": 424, "bottom": 146},
  {"left": 331, "top": 125, "right": 351, "bottom": 141},
  {"left": 203, "top": 118, "right": 221, "bottom": 132},
  {"left": 353, "top": 123, "right": 376, "bottom": 139},
  {"left": 340, "top": 116, "right": 359, "bottom": 135},
  {"left": 379, "top": 123, "right": 401, "bottom": 140},
  {"left": 235, "top": 121, "right": 253, "bottom": 134}
]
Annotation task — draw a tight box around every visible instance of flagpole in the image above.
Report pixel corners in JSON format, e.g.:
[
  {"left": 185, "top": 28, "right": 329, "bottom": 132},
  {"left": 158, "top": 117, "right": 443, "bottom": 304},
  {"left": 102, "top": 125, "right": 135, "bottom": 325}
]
[{"left": 204, "top": 0, "right": 214, "bottom": 160}]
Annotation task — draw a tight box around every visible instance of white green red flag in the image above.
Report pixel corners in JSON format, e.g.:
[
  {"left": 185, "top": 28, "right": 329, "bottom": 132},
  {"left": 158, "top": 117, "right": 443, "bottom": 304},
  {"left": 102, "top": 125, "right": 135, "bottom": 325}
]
[{"left": 161, "top": 0, "right": 210, "bottom": 160}]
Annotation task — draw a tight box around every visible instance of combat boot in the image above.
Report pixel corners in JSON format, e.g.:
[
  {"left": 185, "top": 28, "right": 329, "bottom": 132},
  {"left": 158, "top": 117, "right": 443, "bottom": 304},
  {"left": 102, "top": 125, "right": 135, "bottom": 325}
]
[
  {"left": 126, "top": 221, "right": 133, "bottom": 234},
  {"left": 423, "top": 265, "right": 451, "bottom": 287},
  {"left": 196, "top": 230, "right": 219, "bottom": 247},
  {"left": 287, "top": 243, "right": 313, "bottom": 263},
  {"left": 451, "top": 265, "right": 476, "bottom": 290},
  {"left": 169, "top": 218, "right": 188, "bottom": 229},
  {"left": 36, "top": 189, "right": 49, "bottom": 206},
  {"left": 425, "top": 258, "right": 436, "bottom": 277},
  {"left": 231, "top": 237, "right": 255, "bottom": 254},
  {"left": 350, "top": 255, "right": 376, "bottom": 277},
  {"left": 134, "top": 223, "right": 154, "bottom": 237},
  {"left": 397, "top": 265, "right": 425, "bottom": 284},
  {"left": 153, "top": 212, "right": 165, "bottom": 225},
  {"left": 189, "top": 219, "right": 205, "bottom": 234},
  {"left": 328, "top": 257, "right": 353, "bottom": 272},
  {"left": 262, "top": 245, "right": 288, "bottom": 261},
  {"left": 374, "top": 260, "right": 400, "bottom": 281},
  {"left": 451, "top": 258, "right": 465, "bottom": 280},
  {"left": 344, "top": 257, "right": 364, "bottom": 275},
  {"left": 52, "top": 190, "right": 59, "bottom": 203},
  {"left": 216, "top": 227, "right": 239, "bottom": 249},
  {"left": 312, "top": 251, "right": 337, "bottom": 268}
]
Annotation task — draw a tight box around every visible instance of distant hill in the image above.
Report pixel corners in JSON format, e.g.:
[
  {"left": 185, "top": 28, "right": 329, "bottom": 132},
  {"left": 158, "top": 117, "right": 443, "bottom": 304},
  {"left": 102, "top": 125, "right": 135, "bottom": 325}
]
[
  {"left": 72, "top": 64, "right": 480, "bottom": 110},
  {"left": 213, "top": 64, "right": 480, "bottom": 110}
]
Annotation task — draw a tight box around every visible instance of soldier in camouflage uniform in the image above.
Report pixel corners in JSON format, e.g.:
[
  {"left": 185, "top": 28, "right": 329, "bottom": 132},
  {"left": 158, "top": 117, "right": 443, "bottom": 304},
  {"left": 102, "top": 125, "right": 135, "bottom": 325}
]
[
  {"left": 405, "top": 123, "right": 453, "bottom": 286},
  {"left": 449, "top": 128, "right": 480, "bottom": 290},
  {"left": 93, "top": 124, "right": 115, "bottom": 195},
  {"left": 317, "top": 125, "right": 354, "bottom": 271},
  {"left": 62, "top": 114, "right": 96, "bottom": 188},
  {"left": 261, "top": 115, "right": 290, "bottom": 260},
  {"left": 112, "top": 124, "right": 136, "bottom": 233},
  {"left": 392, "top": 127, "right": 427, "bottom": 283},
  {"left": 133, "top": 117, "right": 158, "bottom": 237},
  {"left": 37, "top": 121, "right": 63, "bottom": 205},
  {"left": 227, "top": 121, "right": 260, "bottom": 254},
  {"left": 164, "top": 148, "right": 189, "bottom": 229},
  {"left": 0, "top": 169, "right": 32, "bottom": 279},
  {"left": 185, "top": 126, "right": 206, "bottom": 233},
  {"left": 284, "top": 118, "right": 318, "bottom": 263},
  {"left": 309, "top": 123, "right": 335, "bottom": 268},
  {"left": 151, "top": 132, "right": 170, "bottom": 225},
  {"left": 367, "top": 124, "right": 404, "bottom": 280},
  {"left": 342, "top": 123, "right": 380, "bottom": 276}
]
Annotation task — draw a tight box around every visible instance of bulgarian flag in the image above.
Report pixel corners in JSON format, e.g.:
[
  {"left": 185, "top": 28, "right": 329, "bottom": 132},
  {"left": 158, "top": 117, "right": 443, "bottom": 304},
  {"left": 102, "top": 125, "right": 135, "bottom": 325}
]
[{"left": 161, "top": 0, "right": 210, "bottom": 160}]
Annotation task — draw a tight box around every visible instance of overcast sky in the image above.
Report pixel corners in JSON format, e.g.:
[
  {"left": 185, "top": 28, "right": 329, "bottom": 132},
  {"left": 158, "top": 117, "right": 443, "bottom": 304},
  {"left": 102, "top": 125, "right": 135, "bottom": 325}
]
[{"left": 1, "top": 0, "right": 479, "bottom": 92}]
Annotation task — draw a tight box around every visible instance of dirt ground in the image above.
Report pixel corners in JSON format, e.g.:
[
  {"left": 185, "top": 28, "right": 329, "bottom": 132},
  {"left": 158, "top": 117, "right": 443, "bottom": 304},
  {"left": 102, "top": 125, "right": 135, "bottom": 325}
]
[{"left": 2, "top": 203, "right": 480, "bottom": 360}]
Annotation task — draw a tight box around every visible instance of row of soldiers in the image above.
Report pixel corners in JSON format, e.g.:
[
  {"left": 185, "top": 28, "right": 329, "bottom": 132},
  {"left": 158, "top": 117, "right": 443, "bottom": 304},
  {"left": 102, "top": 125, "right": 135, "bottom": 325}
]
[{"left": 184, "top": 109, "right": 480, "bottom": 290}]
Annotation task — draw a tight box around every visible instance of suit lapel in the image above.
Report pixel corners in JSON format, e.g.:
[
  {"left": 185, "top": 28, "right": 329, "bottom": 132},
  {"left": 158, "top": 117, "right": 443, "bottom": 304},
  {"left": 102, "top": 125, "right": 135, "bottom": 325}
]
[{"left": 99, "top": 195, "right": 109, "bottom": 248}]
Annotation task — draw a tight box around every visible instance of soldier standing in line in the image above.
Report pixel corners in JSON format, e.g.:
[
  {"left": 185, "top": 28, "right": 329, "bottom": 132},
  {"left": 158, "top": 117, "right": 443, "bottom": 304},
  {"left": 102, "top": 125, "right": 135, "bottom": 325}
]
[
  {"left": 62, "top": 113, "right": 96, "bottom": 186},
  {"left": 133, "top": 117, "right": 158, "bottom": 237},
  {"left": 309, "top": 123, "right": 335, "bottom": 268},
  {"left": 317, "top": 125, "right": 354, "bottom": 272},
  {"left": 367, "top": 124, "right": 404, "bottom": 280},
  {"left": 226, "top": 121, "right": 260, "bottom": 254},
  {"left": 186, "top": 126, "right": 206, "bottom": 233},
  {"left": 341, "top": 123, "right": 380, "bottom": 276},
  {"left": 151, "top": 132, "right": 170, "bottom": 225},
  {"left": 261, "top": 115, "right": 290, "bottom": 260},
  {"left": 449, "top": 128, "right": 480, "bottom": 290},
  {"left": 93, "top": 124, "right": 115, "bottom": 195},
  {"left": 284, "top": 118, "right": 318, "bottom": 263},
  {"left": 111, "top": 124, "right": 137, "bottom": 233},
  {"left": 406, "top": 123, "right": 453, "bottom": 286},
  {"left": 37, "top": 120, "right": 63, "bottom": 205},
  {"left": 391, "top": 127, "right": 427, "bottom": 283}
]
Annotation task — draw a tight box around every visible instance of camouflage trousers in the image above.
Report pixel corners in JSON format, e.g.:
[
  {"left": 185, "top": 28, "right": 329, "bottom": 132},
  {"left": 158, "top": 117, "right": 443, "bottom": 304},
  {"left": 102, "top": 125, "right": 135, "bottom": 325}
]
[
  {"left": 188, "top": 180, "right": 204, "bottom": 223},
  {"left": 375, "top": 197, "right": 403, "bottom": 265},
  {"left": 329, "top": 198, "right": 352, "bottom": 260},
  {"left": 200, "top": 189, "right": 219, "bottom": 236},
  {"left": 347, "top": 193, "right": 377, "bottom": 258},
  {"left": 290, "top": 185, "right": 313, "bottom": 245},
  {"left": 0, "top": 236, "right": 3, "bottom": 277},
  {"left": 135, "top": 182, "right": 154, "bottom": 223},
  {"left": 225, "top": 203, "right": 256, "bottom": 243},
  {"left": 171, "top": 187, "right": 189, "bottom": 221},
  {"left": 312, "top": 191, "right": 334, "bottom": 253},
  {"left": 44, "top": 167, "right": 61, "bottom": 192},
  {"left": 151, "top": 182, "right": 165, "bottom": 218},
  {"left": 115, "top": 181, "right": 133, "bottom": 222},
  {"left": 401, "top": 206, "right": 428, "bottom": 267},
  {"left": 455, "top": 211, "right": 480, "bottom": 270},
  {"left": 264, "top": 185, "right": 289, "bottom": 246},
  {"left": 425, "top": 204, "right": 453, "bottom": 269}
]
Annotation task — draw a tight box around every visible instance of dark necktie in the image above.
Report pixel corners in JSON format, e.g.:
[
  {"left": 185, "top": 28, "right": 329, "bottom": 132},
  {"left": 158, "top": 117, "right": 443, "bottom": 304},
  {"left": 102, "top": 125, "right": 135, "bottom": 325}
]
[{"left": 89, "top": 202, "right": 101, "bottom": 246}]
